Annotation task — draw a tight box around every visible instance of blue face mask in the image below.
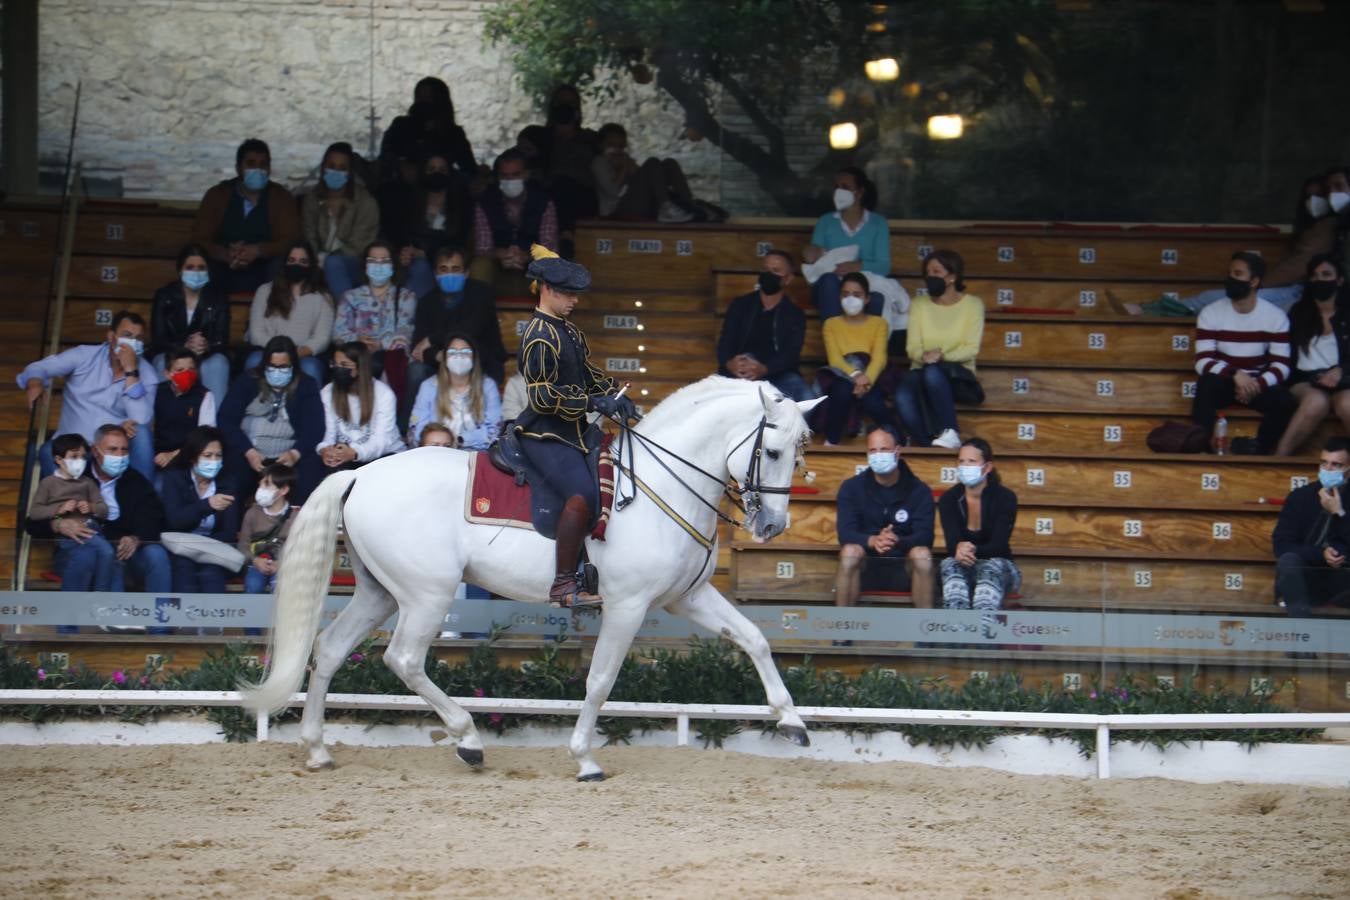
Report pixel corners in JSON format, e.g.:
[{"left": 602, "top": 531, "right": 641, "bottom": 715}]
[
  {"left": 194, "top": 458, "right": 223, "bottom": 480},
  {"left": 366, "top": 262, "right": 394, "bottom": 285},
  {"left": 181, "top": 270, "right": 210, "bottom": 291},
  {"left": 437, "top": 272, "right": 467, "bottom": 294},
  {"left": 322, "top": 168, "right": 349, "bottom": 190},
  {"left": 100, "top": 453, "right": 129, "bottom": 478},
  {"left": 868, "top": 451, "right": 898, "bottom": 475},
  {"left": 116, "top": 336, "right": 144, "bottom": 357},
  {"left": 241, "top": 167, "right": 269, "bottom": 191},
  {"left": 265, "top": 366, "right": 293, "bottom": 389},
  {"left": 1319, "top": 468, "right": 1344, "bottom": 490},
  {"left": 958, "top": 464, "right": 986, "bottom": 487}
]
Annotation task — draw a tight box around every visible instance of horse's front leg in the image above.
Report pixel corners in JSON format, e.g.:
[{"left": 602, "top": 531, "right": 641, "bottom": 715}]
[
  {"left": 569, "top": 603, "right": 650, "bottom": 781},
  {"left": 665, "top": 582, "right": 809, "bottom": 746}
]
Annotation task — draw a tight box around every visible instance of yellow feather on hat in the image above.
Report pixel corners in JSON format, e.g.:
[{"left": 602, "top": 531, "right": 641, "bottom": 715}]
[{"left": 529, "top": 243, "right": 559, "bottom": 294}]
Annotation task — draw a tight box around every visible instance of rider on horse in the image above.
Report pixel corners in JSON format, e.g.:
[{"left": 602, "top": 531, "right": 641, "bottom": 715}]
[{"left": 514, "top": 245, "right": 637, "bottom": 608}]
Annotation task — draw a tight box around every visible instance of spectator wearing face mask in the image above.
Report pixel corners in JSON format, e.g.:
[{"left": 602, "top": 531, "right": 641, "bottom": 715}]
[
  {"left": 937, "top": 438, "right": 1019, "bottom": 612},
  {"left": 591, "top": 123, "right": 701, "bottom": 223},
  {"left": 818, "top": 272, "right": 897, "bottom": 445},
  {"left": 29, "top": 433, "right": 114, "bottom": 609},
  {"left": 152, "top": 347, "right": 218, "bottom": 472},
  {"left": 246, "top": 239, "right": 334, "bottom": 386},
  {"left": 191, "top": 138, "right": 300, "bottom": 293},
  {"left": 302, "top": 142, "right": 380, "bottom": 303},
  {"left": 149, "top": 243, "right": 231, "bottom": 403},
  {"left": 378, "top": 77, "right": 477, "bottom": 184},
  {"left": 470, "top": 149, "right": 559, "bottom": 296},
  {"left": 19, "top": 310, "right": 158, "bottom": 480},
  {"left": 238, "top": 462, "right": 296, "bottom": 599},
  {"left": 716, "top": 250, "right": 814, "bottom": 403},
  {"left": 834, "top": 425, "right": 935, "bottom": 611},
  {"left": 1116, "top": 170, "right": 1346, "bottom": 317},
  {"left": 408, "top": 334, "right": 501, "bottom": 450},
  {"left": 801, "top": 166, "right": 891, "bottom": 320},
  {"left": 333, "top": 239, "right": 417, "bottom": 394},
  {"left": 160, "top": 425, "right": 241, "bottom": 594},
  {"left": 25, "top": 425, "right": 171, "bottom": 624},
  {"left": 381, "top": 152, "right": 475, "bottom": 300},
  {"left": 1192, "top": 251, "right": 1295, "bottom": 455},
  {"left": 1275, "top": 256, "right": 1350, "bottom": 456},
  {"left": 1273, "top": 436, "right": 1350, "bottom": 623},
  {"left": 897, "top": 250, "right": 986, "bottom": 450},
  {"left": 219, "top": 335, "right": 325, "bottom": 503},
  {"left": 403, "top": 245, "right": 506, "bottom": 430},
  {"left": 317, "top": 341, "right": 406, "bottom": 473}
]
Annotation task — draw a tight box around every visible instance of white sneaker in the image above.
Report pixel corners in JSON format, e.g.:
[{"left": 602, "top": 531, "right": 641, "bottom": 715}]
[
  {"left": 931, "top": 429, "right": 961, "bottom": 449},
  {"left": 657, "top": 201, "right": 695, "bottom": 224}
]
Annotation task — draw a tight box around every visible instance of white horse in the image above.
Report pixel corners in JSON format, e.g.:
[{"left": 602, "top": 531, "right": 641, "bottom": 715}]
[{"left": 242, "top": 376, "right": 823, "bottom": 780}]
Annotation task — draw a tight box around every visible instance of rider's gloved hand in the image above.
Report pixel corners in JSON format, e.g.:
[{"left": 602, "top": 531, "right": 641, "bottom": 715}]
[{"left": 589, "top": 393, "right": 638, "bottom": 422}]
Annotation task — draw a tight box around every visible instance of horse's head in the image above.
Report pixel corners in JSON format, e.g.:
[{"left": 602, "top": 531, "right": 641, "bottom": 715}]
[{"left": 725, "top": 385, "right": 823, "bottom": 542}]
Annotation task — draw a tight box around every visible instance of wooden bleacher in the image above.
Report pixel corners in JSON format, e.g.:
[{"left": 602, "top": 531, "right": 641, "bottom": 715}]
[{"left": 4, "top": 204, "right": 1327, "bottom": 619}]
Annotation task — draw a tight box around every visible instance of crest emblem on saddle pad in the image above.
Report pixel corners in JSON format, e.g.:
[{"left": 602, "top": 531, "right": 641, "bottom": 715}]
[{"left": 474, "top": 497, "right": 491, "bottom": 515}]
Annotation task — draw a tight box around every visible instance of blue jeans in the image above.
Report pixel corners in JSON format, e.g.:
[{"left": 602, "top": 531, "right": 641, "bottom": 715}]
[
  {"left": 55, "top": 534, "right": 116, "bottom": 591},
  {"left": 895, "top": 364, "right": 957, "bottom": 444},
  {"left": 243, "top": 564, "right": 276, "bottom": 594},
  {"left": 152, "top": 352, "right": 231, "bottom": 405},
  {"left": 39, "top": 426, "right": 154, "bottom": 481},
  {"left": 170, "top": 554, "right": 230, "bottom": 593},
  {"left": 811, "top": 273, "right": 885, "bottom": 320},
  {"left": 405, "top": 256, "right": 437, "bottom": 300},
  {"left": 766, "top": 372, "right": 817, "bottom": 403},
  {"left": 244, "top": 349, "right": 326, "bottom": 385},
  {"left": 109, "top": 541, "right": 173, "bottom": 593},
  {"left": 822, "top": 377, "right": 894, "bottom": 444},
  {"left": 323, "top": 254, "right": 364, "bottom": 302}
]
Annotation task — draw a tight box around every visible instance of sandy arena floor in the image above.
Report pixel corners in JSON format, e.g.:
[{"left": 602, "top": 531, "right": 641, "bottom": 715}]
[{"left": 0, "top": 742, "right": 1347, "bottom": 898}]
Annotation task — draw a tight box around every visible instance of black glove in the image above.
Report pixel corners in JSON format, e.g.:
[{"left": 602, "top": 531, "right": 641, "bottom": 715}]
[{"left": 589, "top": 393, "right": 638, "bottom": 421}]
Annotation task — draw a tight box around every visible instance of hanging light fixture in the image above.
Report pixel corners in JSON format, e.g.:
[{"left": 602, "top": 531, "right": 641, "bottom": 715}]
[
  {"left": 829, "top": 122, "right": 859, "bottom": 149},
  {"left": 927, "top": 115, "right": 964, "bottom": 139},
  {"left": 864, "top": 57, "right": 899, "bottom": 82}
]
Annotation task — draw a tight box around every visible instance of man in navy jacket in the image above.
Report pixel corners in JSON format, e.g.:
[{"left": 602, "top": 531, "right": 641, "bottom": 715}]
[
  {"left": 716, "top": 250, "right": 813, "bottom": 402},
  {"left": 835, "top": 425, "right": 934, "bottom": 608},
  {"left": 1273, "top": 436, "right": 1350, "bottom": 617}
]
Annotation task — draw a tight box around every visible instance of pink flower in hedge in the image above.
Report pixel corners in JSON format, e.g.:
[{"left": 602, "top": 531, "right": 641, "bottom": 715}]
[
  {"left": 489, "top": 712, "right": 503, "bottom": 728},
  {"left": 36, "top": 669, "right": 46, "bottom": 682},
  {"left": 349, "top": 652, "right": 364, "bottom": 663},
  {"left": 111, "top": 670, "right": 126, "bottom": 685},
  {"left": 139, "top": 676, "right": 150, "bottom": 686},
  {"left": 473, "top": 687, "right": 485, "bottom": 698},
  {"left": 1089, "top": 691, "right": 1098, "bottom": 700}
]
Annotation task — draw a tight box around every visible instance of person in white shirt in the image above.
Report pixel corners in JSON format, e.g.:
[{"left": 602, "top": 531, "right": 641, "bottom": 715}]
[
  {"left": 317, "top": 341, "right": 406, "bottom": 474},
  {"left": 1275, "top": 255, "right": 1350, "bottom": 455}
]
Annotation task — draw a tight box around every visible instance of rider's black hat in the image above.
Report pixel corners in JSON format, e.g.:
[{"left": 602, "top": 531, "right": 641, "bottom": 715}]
[{"left": 526, "top": 244, "right": 591, "bottom": 293}]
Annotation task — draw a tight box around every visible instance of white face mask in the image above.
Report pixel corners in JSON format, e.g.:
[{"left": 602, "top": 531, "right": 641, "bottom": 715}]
[
  {"left": 833, "top": 187, "right": 856, "bottom": 212},
  {"left": 255, "top": 487, "right": 279, "bottom": 508},
  {"left": 1307, "top": 195, "right": 1331, "bottom": 219},
  {"left": 841, "top": 295, "right": 865, "bottom": 317},
  {"left": 62, "top": 457, "right": 87, "bottom": 479},
  {"left": 499, "top": 178, "right": 526, "bottom": 199},
  {"left": 446, "top": 355, "right": 474, "bottom": 376},
  {"left": 1330, "top": 191, "right": 1350, "bottom": 214}
]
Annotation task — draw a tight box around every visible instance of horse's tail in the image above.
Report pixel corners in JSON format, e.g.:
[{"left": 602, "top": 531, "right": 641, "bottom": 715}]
[{"left": 239, "top": 470, "right": 359, "bottom": 716}]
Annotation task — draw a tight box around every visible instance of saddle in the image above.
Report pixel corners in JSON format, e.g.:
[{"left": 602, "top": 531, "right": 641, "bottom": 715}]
[{"left": 479, "top": 422, "right": 616, "bottom": 540}]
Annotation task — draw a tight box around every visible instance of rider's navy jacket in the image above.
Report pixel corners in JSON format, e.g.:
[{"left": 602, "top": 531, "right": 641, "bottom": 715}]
[
  {"left": 836, "top": 460, "right": 934, "bottom": 557},
  {"left": 514, "top": 307, "right": 618, "bottom": 452}
]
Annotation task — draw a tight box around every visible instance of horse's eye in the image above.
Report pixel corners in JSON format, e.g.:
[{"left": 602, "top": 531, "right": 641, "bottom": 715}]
[{"left": 766, "top": 449, "right": 781, "bottom": 460}]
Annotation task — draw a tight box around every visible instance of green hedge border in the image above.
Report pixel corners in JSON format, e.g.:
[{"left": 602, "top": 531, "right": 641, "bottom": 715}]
[{"left": 0, "top": 636, "right": 1322, "bottom": 755}]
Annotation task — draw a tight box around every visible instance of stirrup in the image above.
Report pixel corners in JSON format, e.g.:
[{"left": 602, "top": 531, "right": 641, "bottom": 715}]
[{"left": 549, "top": 574, "right": 602, "bottom": 611}]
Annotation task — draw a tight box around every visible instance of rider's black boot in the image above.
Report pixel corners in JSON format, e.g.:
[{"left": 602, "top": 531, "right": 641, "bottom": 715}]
[{"left": 548, "top": 496, "right": 602, "bottom": 609}]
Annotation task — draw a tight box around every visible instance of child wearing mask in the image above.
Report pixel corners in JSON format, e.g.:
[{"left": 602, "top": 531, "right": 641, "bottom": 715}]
[
  {"left": 238, "top": 463, "right": 296, "bottom": 596},
  {"left": 153, "top": 347, "right": 219, "bottom": 470},
  {"left": 31, "top": 433, "right": 114, "bottom": 600}
]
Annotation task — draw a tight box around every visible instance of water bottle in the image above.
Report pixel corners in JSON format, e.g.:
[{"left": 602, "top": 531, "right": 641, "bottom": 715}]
[{"left": 1213, "top": 415, "right": 1228, "bottom": 455}]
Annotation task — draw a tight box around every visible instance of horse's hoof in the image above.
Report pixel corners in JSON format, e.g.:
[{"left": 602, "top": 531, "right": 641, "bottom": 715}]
[
  {"left": 777, "top": 724, "right": 810, "bottom": 747},
  {"left": 576, "top": 770, "right": 606, "bottom": 782},
  {"left": 456, "top": 746, "right": 485, "bottom": 769},
  {"left": 306, "top": 759, "right": 335, "bottom": 772}
]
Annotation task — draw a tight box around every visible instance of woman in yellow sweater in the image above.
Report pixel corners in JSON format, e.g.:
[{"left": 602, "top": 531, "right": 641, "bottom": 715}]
[
  {"left": 895, "top": 250, "right": 985, "bottom": 448},
  {"left": 819, "top": 273, "right": 897, "bottom": 444}
]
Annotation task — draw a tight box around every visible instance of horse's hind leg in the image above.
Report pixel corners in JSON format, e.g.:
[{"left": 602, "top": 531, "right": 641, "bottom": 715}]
[
  {"left": 665, "top": 582, "right": 810, "bottom": 746},
  {"left": 300, "top": 567, "right": 396, "bottom": 770},
  {"left": 382, "top": 589, "right": 485, "bottom": 768}
]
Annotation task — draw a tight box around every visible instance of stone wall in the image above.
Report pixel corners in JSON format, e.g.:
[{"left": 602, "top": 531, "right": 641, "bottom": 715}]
[{"left": 27, "top": 0, "right": 724, "bottom": 201}]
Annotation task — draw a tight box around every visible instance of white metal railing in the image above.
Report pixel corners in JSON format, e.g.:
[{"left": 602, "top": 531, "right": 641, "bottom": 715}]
[{"left": 2, "top": 689, "right": 1347, "bottom": 779}]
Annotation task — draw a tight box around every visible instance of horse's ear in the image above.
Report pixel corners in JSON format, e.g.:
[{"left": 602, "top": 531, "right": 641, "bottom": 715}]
[
  {"left": 759, "top": 384, "right": 773, "bottom": 415},
  {"left": 796, "top": 396, "right": 826, "bottom": 415}
]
